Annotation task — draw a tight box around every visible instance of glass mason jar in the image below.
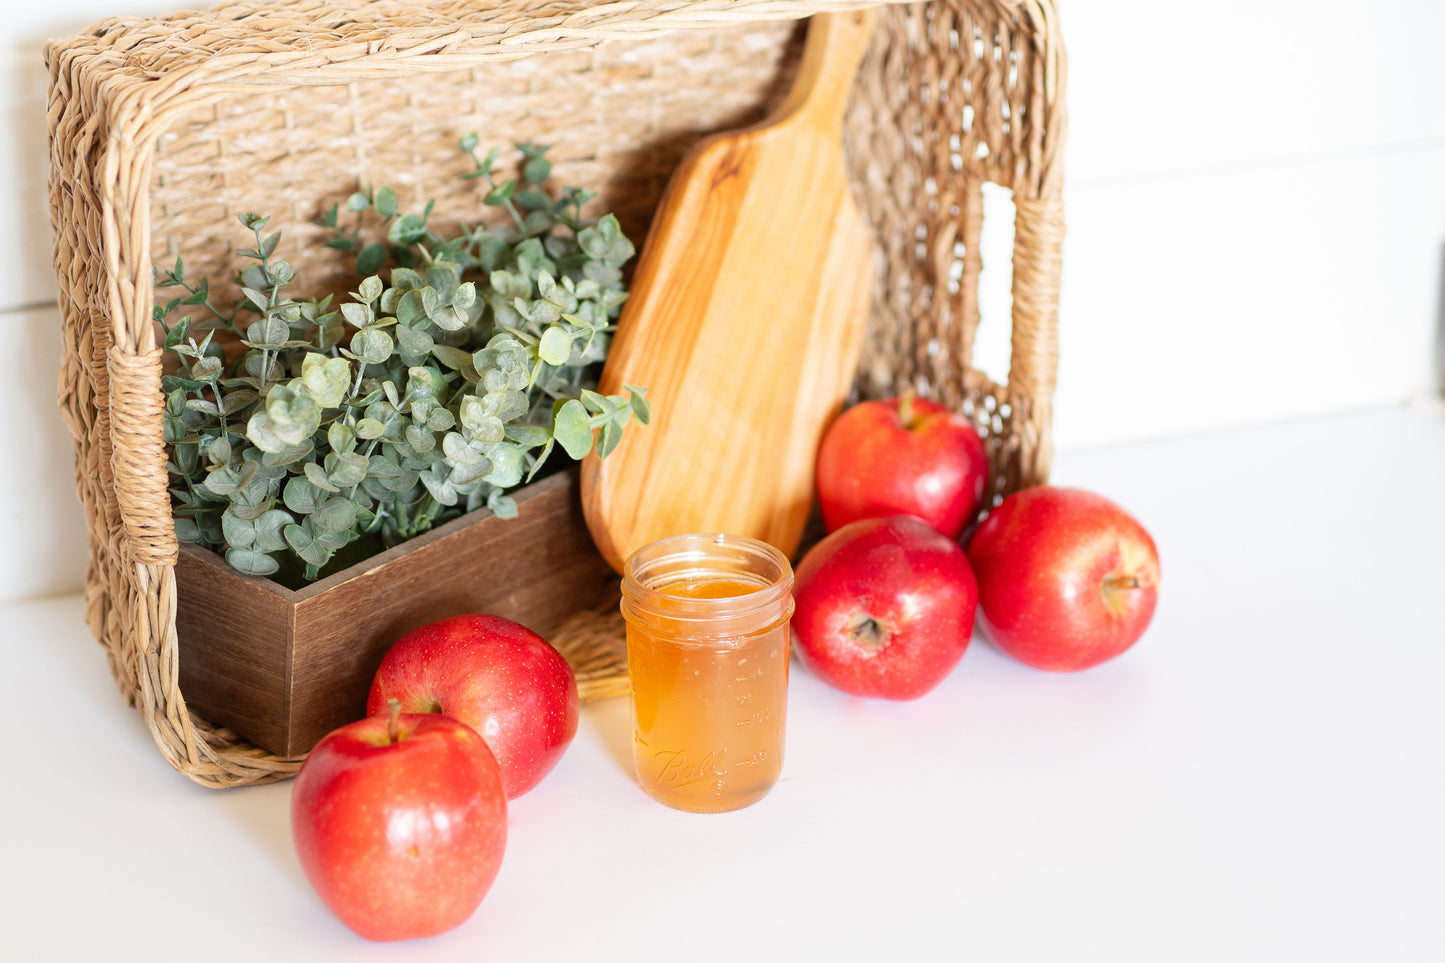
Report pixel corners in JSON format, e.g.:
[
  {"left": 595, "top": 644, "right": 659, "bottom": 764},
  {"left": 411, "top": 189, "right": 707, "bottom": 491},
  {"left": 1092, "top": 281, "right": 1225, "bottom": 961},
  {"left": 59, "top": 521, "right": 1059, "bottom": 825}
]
[{"left": 620, "top": 533, "right": 795, "bottom": 813}]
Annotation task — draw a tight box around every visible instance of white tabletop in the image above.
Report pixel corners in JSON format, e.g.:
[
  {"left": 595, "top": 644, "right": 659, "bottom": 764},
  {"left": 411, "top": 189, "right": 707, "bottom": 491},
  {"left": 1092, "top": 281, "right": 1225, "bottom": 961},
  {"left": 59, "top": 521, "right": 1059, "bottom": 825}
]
[{"left": 5, "top": 405, "right": 1444, "bottom": 961}]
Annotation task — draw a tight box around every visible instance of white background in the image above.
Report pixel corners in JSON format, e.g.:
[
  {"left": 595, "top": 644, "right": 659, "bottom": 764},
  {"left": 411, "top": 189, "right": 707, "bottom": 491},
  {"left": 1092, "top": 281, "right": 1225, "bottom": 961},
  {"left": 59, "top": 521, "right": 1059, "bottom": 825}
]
[{"left": 5, "top": 0, "right": 1445, "bottom": 604}]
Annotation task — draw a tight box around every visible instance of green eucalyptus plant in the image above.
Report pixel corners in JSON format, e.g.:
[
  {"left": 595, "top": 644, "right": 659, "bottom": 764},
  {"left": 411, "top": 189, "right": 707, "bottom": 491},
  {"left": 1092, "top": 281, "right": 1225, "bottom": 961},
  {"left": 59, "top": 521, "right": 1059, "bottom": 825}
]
[{"left": 158, "top": 139, "right": 648, "bottom": 585}]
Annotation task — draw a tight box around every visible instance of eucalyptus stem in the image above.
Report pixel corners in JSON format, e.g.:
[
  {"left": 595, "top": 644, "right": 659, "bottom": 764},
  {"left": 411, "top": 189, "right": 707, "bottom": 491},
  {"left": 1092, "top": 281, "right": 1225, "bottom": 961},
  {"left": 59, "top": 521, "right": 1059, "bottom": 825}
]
[
  {"left": 172, "top": 278, "right": 232, "bottom": 330},
  {"left": 486, "top": 171, "right": 527, "bottom": 233},
  {"left": 211, "top": 382, "right": 228, "bottom": 434}
]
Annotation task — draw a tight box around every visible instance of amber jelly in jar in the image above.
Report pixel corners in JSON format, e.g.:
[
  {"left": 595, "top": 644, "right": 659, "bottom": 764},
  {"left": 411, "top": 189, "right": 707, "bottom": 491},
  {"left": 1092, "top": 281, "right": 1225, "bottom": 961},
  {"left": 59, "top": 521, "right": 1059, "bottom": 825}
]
[{"left": 620, "top": 533, "right": 795, "bottom": 813}]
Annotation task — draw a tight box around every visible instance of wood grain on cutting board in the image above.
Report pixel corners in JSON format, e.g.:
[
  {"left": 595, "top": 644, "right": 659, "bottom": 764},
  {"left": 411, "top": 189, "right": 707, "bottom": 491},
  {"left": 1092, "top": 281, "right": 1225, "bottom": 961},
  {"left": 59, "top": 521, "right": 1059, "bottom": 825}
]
[{"left": 582, "top": 8, "right": 878, "bottom": 572}]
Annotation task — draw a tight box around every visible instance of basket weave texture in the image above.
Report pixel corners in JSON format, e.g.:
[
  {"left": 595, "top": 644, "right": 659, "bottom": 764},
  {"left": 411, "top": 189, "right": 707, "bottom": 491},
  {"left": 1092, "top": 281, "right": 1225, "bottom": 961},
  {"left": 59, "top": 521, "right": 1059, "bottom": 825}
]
[{"left": 45, "top": 0, "right": 1066, "bottom": 787}]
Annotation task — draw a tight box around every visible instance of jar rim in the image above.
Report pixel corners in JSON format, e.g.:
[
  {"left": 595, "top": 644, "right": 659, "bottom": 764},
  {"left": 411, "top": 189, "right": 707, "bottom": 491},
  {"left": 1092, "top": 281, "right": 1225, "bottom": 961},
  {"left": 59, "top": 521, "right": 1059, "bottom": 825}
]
[{"left": 620, "top": 532, "right": 794, "bottom": 631}]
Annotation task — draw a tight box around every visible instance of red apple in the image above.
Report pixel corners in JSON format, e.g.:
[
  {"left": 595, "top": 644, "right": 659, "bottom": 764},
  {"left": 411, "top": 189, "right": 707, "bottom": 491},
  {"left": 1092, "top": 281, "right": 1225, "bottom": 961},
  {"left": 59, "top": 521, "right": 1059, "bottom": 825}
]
[
  {"left": 791, "top": 515, "right": 978, "bottom": 699},
  {"left": 815, "top": 393, "right": 988, "bottom": 539},
  {"left": 967, "top": 485, "right": 1161, "bottom": 672},
  {"left": 291, "top": 705, "right": 507, "bottom": 942},
  {"left": 368, "top": 614, "right": 578, "bottom": 799}
]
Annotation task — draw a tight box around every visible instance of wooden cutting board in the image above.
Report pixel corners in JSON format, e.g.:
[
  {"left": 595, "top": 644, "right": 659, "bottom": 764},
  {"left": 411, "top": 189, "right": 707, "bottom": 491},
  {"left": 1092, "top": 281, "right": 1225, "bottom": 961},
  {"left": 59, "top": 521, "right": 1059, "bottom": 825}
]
[{"left": 581, "top": 7, "right": 879, "bottom": 573}]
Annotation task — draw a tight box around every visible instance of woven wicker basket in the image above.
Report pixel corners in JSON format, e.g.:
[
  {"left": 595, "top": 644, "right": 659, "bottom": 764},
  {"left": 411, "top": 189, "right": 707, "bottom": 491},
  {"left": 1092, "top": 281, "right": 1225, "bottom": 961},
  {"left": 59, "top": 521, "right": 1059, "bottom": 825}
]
[{"left": 45, "top": 0, "right": 1065, "bottom": 788}]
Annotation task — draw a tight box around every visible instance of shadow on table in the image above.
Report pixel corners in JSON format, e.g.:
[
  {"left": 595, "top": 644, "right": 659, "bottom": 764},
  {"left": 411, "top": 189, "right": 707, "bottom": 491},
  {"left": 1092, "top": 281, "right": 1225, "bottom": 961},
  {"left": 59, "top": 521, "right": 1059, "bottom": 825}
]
[
  {"left": 212, "top": 781, "right": 312, "bottom": 895},
  {"left": 580, "top": 695, "right": 633, "bottom": 778}
]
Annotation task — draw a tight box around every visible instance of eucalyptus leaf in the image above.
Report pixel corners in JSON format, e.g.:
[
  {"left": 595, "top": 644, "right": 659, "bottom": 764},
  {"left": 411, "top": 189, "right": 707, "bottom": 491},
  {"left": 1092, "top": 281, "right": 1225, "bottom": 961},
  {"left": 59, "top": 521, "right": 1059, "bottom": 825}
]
[
  {"left": 597, "top": 417, "right": 623, "bottom": 460},
  {"left": 283, "top": 475, "right": 321, "bottom": 514},
  {"left": 173, "top": 517, "right": 202, "bottom": 543},
  {"left": 202, "top": 465, "right": 242, "bottom": 496},
  {"left": 419, "top": 468, "right": 458, "bottom": 507},
  {"left": 327, "top": 422, "right": 356, "bottom": 455},
  {"left": 443, "top": 432, "right": 483, "bottom": 466},
  {"left": 387, "top": 213, "right": 429, "bottom": 246},
  {"left": 314, "top": 526, "right": 352, "bottom": 552},
  {"left": 173, "top": 442, "right": 200, "bottom": 477},
  {"left": 221, "top": 509, "right": 257, "bottom": 549},
  {"left": 625, "top": 383, "right": 652, "bottom": 425},
  {"left": 204, "top": 435, "right": 232, "bottom": 466},
  {"left": 431, "top": 305, "right": 469, "bottom": 332},
  {"left": 405, "top": 424, "right": 436, "bottom": 453},
  {"left": 448, "top": 460, "right": 491, "bottom": 488},
  {"left": 524, "top": 155, "right": 551, "bottom": 186},
  {"left": 226, "top": 547, "right": 279, "bottom": 577},
  {"left": 193, "top": 356, "right": 224, "bottom": 381},
  {"left": 261, "top": 441, "right": 315, "bottom": 468},
  {"left": 221, "top": 389, "right": 259, "bottom": 416},
  {"left": 525, "top": 437, "right": 557, "bottom": 483},
  {"left": 552, "top": 398, "right": 593, "bottom": 459},
  {"left": 487, "top": 490, "right": 518, "bottom": 520},
  {"left": 284, "top": 523, "right": 331, "bottom": 567},
  {"left": 164, "top": 317, "right": 192, "bottom": 350},
  {"left": 505, "top": 424, "right": 550, "bottom": 449},
  {"left": 538, "top": 326, "right": 574, "bottom": 365},
  {"left": 246, "top": 317, "right": 289, "bottom": 347},
  {"left": 358, "top": 275, "right": 384, "bottom": 302},
  {"left": 328, "top": 451, "right": 369, "bottom": 488},
  {"left": 355, "top": 418, "right": 387, "bottom": 440},
  {"left": 304, "top": 461, "right": 341, "bottom": 493},
  {"left": 374, "top": 186, "right": 399, "bottom": 218},
  {"left": 312, "top": 497, "right": 357, "bottom": 533},
  {"left": 366, "top": 454, "right": 405, "bottom": 483},
  {"left": 427, "top": 408, "right": 456, "bottom": 433},
  {"left": 301, "top": 353, "right": 351, "bottom": 408},
  {"left": 420, "top": 346, "right": 465, "bottom": 374},
  {"left": 396, "top": 324, "right": 435, "bottom": 359},
  {"left": 484, "top": 445, "right": 524, "bottom": 488},
  {"left": 244, "top": 353, "right": 284, "bottom": 382},
  {"left": 340, "top": 302, "right": 373, "bottom": 329},
  {"left": 234, "top": 459, "right": 261, "bottom": 491},
  {"left": 254, "top": 509, "right": 293, "bottom": 553},
  {"left": 260, "top": 387, "right": 320, "bottom": 447},
  {"left": 226, "top": 494, "right": 273, "bottom": 523},
  {"left": 368, "top": 456, "right": 415, "bottom": 493},
  {"left": 352, "top": 327, "right": 394, "bottom": 365}
]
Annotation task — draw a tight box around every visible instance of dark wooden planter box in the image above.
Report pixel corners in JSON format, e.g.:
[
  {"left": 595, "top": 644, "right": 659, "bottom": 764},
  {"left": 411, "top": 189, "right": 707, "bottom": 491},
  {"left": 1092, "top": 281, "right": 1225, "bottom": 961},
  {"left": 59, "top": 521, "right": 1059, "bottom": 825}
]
[{"left": 174, "top": 469, "right": 615, "bottom": 757}]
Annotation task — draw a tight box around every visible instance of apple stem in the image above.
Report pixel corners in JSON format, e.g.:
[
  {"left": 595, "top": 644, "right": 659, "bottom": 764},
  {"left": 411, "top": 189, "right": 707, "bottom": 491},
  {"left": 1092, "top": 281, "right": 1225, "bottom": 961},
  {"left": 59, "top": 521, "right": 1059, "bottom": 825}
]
[
  {"left": 386, "top": 698, "right": 402, "bottom": 745},
  {"left": 898, "top": 388, "right": 918, "bottom": 430},
  {"left": 1102, "top": 575, "right": 1141, "bottom": 591}
]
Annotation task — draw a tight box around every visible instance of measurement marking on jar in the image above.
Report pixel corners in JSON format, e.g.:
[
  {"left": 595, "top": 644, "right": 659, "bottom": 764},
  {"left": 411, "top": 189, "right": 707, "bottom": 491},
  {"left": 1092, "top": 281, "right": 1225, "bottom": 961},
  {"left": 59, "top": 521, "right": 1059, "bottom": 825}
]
[
  {"left": 733, "top": 752, "right": 768, "bottom": 767},
  {"left": 734, "top": 710, "right": 771, "bottom": 727}
]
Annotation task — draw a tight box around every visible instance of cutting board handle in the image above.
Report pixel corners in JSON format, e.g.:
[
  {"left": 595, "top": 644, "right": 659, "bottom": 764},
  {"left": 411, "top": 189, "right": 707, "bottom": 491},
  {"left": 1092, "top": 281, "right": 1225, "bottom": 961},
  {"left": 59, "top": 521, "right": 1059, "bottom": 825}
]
[{"left": 772, "top": 7, "right": 880, "bottom": 133}]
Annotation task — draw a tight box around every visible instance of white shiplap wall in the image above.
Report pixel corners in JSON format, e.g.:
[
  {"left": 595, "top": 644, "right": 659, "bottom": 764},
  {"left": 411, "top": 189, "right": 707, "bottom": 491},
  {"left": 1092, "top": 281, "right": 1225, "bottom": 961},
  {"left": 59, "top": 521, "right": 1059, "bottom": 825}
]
[{"left": 4, "top": 0, "right": 1443, "bottom": 603}]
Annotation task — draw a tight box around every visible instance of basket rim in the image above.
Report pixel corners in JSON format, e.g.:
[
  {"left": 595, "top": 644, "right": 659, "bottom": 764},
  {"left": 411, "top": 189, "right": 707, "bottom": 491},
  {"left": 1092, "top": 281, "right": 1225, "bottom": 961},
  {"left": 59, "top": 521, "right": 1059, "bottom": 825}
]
[{"left": 48, "top": 0, "right": 899, "bottom": 89}]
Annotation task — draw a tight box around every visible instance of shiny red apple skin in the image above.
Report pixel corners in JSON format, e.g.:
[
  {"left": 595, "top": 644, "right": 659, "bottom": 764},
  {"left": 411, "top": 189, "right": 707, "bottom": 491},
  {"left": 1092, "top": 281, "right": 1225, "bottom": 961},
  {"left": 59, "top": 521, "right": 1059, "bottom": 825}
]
[
  {"left": 791, "top": 515, "right": 979, "bottom": 700},
  {"left": 368, "top": 614, "right": 579, "bottom": 799},
  {"left": 816, "top": 396, "right": 989, "bottom": 539},
  {"left": 967, "top": 486, "right": 1161, "bottom": 672},
  {"left": 290, "top": 712, "right": 507, "bottom": 942}
]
